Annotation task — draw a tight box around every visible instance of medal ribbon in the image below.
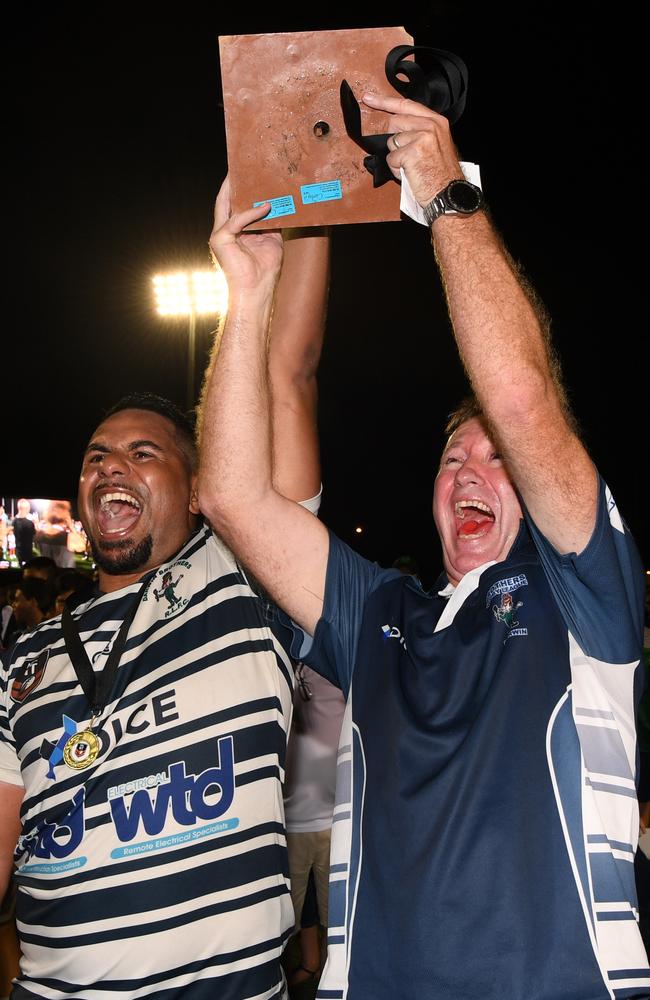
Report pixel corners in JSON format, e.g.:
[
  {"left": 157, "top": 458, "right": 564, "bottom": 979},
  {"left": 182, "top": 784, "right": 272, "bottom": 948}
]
[{"left": 61, "top": 579, "right": 149, "bottom": 721}]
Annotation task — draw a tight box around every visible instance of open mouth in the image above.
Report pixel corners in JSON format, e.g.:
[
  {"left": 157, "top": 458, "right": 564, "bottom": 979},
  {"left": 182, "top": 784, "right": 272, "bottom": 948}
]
[
  {"left": 95, "top": 491, "right": 142, "bottom": 536},
  {"left": 454, "top": 499, "right": 495, "bottom": 538}
]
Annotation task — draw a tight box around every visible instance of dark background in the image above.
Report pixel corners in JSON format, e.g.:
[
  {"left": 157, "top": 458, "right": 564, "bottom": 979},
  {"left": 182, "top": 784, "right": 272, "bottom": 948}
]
[{"left": 8, "top": 4, "right": 645, "bottom": 585}]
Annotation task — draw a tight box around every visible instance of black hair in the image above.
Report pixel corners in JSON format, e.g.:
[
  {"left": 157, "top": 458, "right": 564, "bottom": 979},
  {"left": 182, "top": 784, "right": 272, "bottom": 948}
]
[
  {"left": 104, "top": 393, "right": 197, "bottom": 471},
  {"left": 18, "top": 577, "right": 53, "bottom": 616},
  {"left": 23, "top": 555, "right": 58, "bottom": 585}
]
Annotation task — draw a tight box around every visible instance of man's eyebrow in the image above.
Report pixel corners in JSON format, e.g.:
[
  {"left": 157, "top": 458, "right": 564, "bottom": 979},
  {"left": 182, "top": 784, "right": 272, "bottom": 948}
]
[
  {"left": 84, "top": 441, "right": 109, "bottom": 455},
  {"left": 84, "top": 439, "right": 164, "bottom": 455},
  {"left": 128, "top": 439, "right": 164, "bottom": 452}
]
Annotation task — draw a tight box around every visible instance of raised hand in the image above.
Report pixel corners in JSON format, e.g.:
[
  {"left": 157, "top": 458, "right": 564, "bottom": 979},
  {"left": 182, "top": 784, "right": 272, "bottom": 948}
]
[
  {"left": 209, "top": 176, "right": 283, "bottom": 297},
  {"left": 362, "top": 92, "right": 464, "bottom": 206}
]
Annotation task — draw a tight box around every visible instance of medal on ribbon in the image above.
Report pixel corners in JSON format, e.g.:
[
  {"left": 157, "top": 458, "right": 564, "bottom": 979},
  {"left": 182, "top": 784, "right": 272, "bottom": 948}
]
[{"left": 63, "top": 729, "right": 100, "bottom": 770}]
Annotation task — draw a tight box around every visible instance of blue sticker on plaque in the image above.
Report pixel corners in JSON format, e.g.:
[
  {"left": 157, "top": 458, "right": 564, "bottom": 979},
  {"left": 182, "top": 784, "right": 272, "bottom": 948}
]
[
  {"left": 300, "top": 180, "right": 343, "bottom": 205},
  {"left": 253, "top": 195, "right": 296, "bottom": 219}
]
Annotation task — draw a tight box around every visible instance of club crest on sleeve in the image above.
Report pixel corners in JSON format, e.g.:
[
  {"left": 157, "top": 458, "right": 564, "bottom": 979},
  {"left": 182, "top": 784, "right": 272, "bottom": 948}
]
[{"left": 10, "top": 649, "right": 50, "bottom": 704}]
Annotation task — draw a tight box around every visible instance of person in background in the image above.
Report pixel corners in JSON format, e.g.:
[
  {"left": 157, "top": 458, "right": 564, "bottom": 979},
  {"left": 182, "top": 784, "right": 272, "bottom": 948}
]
[
  {"left": 11, "top": 579, "right": 53, "bottom": 635},
  {"left": 11, "top": 502, "right": 36, "bottom": 569},
  {"left": 0, "top": 510, "right": 9, "bottom": 564},
  {"left": 52, "top": 570, "right": 95, "bottom": 616},
  {"left": 34, "top": 501, "right": 77, "bottom": 569},
  {"left": 284, "top": 663, "right": 345, "bottom": 990},
  {"left": 22, "top": 556, "right": 57, "bottom": 589}
]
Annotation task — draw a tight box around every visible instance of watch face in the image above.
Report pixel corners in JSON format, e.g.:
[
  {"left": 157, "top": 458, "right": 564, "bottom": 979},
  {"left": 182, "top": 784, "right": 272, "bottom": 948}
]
[{"left": 447, "top": 180, "right": 482, "bottom": 213}]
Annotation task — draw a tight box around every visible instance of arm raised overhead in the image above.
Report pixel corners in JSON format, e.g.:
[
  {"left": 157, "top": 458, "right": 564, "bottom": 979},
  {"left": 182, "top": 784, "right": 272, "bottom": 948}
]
[
  {"left": 198, "top": 181, "right": 329, "bottom": 635},
  {"left": 364, "top": 91, "right": 598, "bottom": 556}
]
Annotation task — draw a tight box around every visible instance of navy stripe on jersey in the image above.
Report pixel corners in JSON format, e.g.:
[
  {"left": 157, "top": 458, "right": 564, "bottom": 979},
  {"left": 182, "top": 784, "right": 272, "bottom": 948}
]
[
  {"left": 18, "top": 853, "right": 290, "bottom": 933},
  {"left": 16, "top": 821, "right": 286, "bottom": 890},
  {"left": 10, "top": 601, "right": 289, "bottom": 734},
  {"left": 237, "top": 764, "right": 282, "bottom": 787},
  {"left": 15, "top": 947, "right": 289, "bottom": 1000},
  {"left": 586, "top": 778, "right": 638, "bottom": 798},
  {"left": 19, "top": 888, "right": 290, "bottom": 951},
  {"left": 22, "top": 940, "right": 289, "bottom": 988}
]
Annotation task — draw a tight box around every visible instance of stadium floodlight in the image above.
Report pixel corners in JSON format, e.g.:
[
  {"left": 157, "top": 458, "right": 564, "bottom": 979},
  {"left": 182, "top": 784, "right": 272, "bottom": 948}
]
[{"left": 152, "top": 269, "right": 228, "bottom": 408}]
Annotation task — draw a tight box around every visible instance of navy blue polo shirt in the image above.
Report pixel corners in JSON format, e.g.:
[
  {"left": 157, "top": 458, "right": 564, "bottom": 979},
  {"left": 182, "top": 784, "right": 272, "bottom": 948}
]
[{"left": 290, "top": 479, "right": 648, "bottom": 1000}]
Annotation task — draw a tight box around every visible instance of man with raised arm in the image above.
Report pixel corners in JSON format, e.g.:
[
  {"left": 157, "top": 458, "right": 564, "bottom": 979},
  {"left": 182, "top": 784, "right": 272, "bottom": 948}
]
[
  {"left": 0, "top": 229, "right": 328, "bottom": 1000},
  {"left": 202, "top": 95, "right": 648, "bottom": 1000}
]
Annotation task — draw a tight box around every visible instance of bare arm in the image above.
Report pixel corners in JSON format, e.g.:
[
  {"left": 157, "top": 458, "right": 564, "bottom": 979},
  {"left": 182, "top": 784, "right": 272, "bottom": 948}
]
[
  {"left": 0, "top": 782, "right": 23, "bottom": 900},
  {"left": 365, "top": 92, "right": 598, "bottom": 555},
  {"left": 269, "top": 229, "right": 329, "bottom": 502},
  {"left": 198, "top": 182, "right": 328, "bottom": 635}
]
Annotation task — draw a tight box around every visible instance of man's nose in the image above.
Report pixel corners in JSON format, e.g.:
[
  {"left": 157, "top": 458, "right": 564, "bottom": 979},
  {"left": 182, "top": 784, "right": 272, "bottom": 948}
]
[
  {"left": 455, "top": 459, "right": 484, "bottom": 487},
  {"left": 99, "top": 453, "right": 128, "bottom": 477}
]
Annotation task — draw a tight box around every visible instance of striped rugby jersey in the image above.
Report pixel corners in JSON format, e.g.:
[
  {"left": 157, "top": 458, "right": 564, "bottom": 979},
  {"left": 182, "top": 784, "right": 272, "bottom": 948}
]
[
  {"left": 288, "top": 479, "right": 650, "bottom": 1000},
  {"left": 0, "top": 525, "right": 294, "bottom": 1000}
]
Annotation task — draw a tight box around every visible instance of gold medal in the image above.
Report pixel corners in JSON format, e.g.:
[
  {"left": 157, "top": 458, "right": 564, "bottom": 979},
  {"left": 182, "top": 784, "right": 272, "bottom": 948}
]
[{"left": 63, "top": 729, "right": 100, "bottom": 770}]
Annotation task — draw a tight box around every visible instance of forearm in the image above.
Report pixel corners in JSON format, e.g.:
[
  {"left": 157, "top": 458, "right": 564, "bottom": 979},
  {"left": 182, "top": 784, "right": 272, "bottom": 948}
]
[
  {"left": 269, "top": 230, "right": 329, "bottom": 501},
  {"left": 364, "top": 91, "right": 596, "bottom": 552},
  {"left": 269, "top": 230, "right": 329, "bottom": 381},
  {"left": 0, "top": 782, "right": 23, "bottom": 900},
  {"left": 198, "top": 288, "right": 276, "bottom": 528},
  {"left": 432, "top": 211, "right": 560, "bottom": 430},
  {"left": 201, "top": 183, "right": 329, "bottom": 633}
]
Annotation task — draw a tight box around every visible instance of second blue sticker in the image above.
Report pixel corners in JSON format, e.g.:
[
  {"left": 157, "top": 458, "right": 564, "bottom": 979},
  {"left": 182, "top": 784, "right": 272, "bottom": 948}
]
[{"left": 300, "top": 180, "right": 343, "bottom": 205}]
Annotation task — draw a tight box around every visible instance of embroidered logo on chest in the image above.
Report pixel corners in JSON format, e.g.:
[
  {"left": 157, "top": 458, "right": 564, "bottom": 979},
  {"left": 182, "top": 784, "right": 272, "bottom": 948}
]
[
  {"left": 485, "top": 574, "right": 529, "bottom": 642},
  {"left": 143, "top": 558, "right": 192, "bottom": 620},
  {"left": 380, "top": 624, "right": 408, "bottom": 652}
]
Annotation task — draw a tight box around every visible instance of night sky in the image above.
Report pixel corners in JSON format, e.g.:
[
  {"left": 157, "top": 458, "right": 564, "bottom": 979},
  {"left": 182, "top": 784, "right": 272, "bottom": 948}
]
[{"left": 8, "top": 5, "right": 645, "bottom": 584}]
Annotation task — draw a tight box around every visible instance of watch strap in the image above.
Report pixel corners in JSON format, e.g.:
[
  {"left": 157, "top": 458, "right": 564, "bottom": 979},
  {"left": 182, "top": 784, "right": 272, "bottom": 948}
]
[
  {"left": 423, "top": 179, "right": 483, "bottom": 227},
  {"left": 423, "top": 194, "right": 447, "bottom": 227}
]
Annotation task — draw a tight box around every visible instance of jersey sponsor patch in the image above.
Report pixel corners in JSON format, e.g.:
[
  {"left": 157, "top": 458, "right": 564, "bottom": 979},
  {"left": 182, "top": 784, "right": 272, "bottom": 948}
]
[{"left": 10, "top": 648, "right": 49, "bottom": 703}]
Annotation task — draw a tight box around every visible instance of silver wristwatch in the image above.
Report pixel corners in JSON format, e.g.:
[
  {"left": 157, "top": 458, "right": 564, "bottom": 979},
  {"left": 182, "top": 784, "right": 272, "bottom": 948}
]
[{"left": 423, "top": 179, "right": 484, "bottom": 227}]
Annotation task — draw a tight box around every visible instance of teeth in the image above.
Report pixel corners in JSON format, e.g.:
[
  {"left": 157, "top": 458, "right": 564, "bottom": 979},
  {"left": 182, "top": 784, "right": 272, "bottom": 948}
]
[
  {"left": 99, "top": 492, "right": 141, "bottom": 511},
  {"left": 455, "top": 499, "right": 493, "bottom": 519}
]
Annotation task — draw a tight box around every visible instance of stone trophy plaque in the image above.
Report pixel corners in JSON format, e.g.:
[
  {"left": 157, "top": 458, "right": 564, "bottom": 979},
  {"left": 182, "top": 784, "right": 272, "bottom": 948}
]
[{"left": 219, "top": 26, "right": 413, "bottom": 228}]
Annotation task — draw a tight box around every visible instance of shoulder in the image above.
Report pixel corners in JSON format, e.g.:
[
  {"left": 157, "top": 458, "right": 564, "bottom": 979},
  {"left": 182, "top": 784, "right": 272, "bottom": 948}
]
[{"left": 325, "top": 531, "right": 403, "bottom": 599}]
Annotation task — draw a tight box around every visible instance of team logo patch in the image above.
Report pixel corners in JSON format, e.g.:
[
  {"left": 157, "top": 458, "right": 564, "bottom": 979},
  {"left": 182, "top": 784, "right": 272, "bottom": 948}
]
[
  {"left": 143, "top": 559, "right": 191, "bottom": 619},
  {"left": 380, "top": 624, "right": 408, "bottom": 652},
  {"left": 92, "top": 638, "right": 115, "bottom": 665},
  {"left": 10, "top": 649, "right": 49, "bottom": 704},
  {"left": 486, "top": 574, "right": 529, "bottom": 641}
]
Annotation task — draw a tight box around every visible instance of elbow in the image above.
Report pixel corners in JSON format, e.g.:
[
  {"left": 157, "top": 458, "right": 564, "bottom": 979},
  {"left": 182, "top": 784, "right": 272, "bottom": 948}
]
[
  {"left": 198, "top": 489, "right": 239, "bottom": 547},
  {"left": 197, "top": 472, "right": 269, "bottom": 548},
  {"left": 484, "top": 363, "right": 559, "bottom": 428},
  {"left": 196, "top": 471, "right": 237, "bottom": 536},
  {"left": 268, "top": 341, "right": 321, "bottom": 387}
]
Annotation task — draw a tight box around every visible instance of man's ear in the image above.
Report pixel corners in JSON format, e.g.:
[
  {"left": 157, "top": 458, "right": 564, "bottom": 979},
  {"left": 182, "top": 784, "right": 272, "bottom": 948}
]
[{"left": 189, "top": 477, "right": 201, "bottom": 515}]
